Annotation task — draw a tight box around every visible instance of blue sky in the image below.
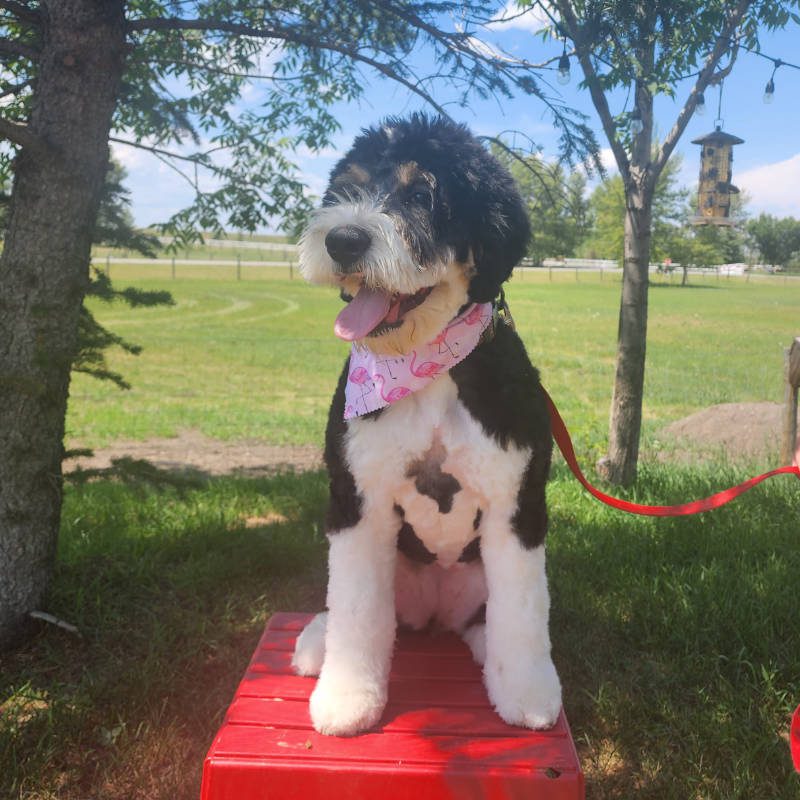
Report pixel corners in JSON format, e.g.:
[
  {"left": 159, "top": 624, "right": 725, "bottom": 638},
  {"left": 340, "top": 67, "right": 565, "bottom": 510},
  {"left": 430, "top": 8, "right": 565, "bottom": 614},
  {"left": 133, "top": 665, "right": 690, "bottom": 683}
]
[{"left": 116, "top": 9, "right": 800, "bottom": 228}]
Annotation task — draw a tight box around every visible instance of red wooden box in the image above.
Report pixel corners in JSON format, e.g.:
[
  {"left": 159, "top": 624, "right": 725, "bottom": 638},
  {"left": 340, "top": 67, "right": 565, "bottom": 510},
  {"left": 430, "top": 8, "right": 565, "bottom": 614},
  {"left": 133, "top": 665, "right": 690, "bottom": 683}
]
[{"left": 201, "top": 612, "right": 584, "bottom": 799}]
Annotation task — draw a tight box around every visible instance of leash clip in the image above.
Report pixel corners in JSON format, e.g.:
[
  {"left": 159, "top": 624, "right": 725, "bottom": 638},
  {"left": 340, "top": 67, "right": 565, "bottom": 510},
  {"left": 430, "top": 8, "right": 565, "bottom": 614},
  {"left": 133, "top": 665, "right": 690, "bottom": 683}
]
[{"left": 496, "top": 289, "right": 516, "bottom": 331}]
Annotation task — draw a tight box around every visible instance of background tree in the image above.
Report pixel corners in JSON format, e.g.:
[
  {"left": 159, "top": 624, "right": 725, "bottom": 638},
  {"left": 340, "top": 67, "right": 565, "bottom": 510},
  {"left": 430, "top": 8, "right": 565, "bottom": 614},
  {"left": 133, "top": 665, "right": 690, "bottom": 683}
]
[
  {"left": 530, "top": 0, "right": 798, "bottom": 484},
  {"left": 585, "top": 154, "right": 688, "bottom": 264},
  {"left": 746, "top": 213, "right": 800, "bottom": 269},
  {"left": 0, "top": 0, "right": 602, "bottom": 647},
  {"left": 662, "top": 225, "right": 720, "bottom": 285},
  {"left": 495, "top": 148, "right": 591, "bottom": 265}
]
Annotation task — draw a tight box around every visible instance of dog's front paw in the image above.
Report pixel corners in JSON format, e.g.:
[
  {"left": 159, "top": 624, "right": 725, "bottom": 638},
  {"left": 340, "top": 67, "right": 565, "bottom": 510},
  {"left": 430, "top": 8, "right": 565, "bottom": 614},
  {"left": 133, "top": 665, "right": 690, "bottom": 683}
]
[
  {"left": 310, "top": 674, "right": 387, "bottom": 736},
  {"left": 484, "top": 655, "right": 562, "bottom": 730},
  {"left": 292, "top": 612, "right": 327, "bottom": 677}
]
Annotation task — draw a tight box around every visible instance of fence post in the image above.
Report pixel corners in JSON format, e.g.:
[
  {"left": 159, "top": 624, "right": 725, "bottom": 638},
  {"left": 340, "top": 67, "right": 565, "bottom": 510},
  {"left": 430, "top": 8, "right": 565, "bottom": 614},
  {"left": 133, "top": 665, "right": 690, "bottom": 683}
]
[
  {"left": 106, "top": 254, "right": 110, "bottom": 278},
  {"left": 171, "top": 256, "right": 175, "bottom": 280},
  {"left": 237, "top": 255, "right": 241, "bottom": 281},
  {"left": 289, "top": 261, "right": 294, "bottom": 280},
  {"left": 782, "top": 337, "right": 800, "bottom": 465}
]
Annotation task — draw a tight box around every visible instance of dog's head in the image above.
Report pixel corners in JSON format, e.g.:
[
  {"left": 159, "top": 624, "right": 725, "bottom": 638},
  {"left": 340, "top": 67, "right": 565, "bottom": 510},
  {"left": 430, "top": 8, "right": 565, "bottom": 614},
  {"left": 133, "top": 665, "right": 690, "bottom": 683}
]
[{"left": 299, "top": 114, "right": 530, "bottom": 355}]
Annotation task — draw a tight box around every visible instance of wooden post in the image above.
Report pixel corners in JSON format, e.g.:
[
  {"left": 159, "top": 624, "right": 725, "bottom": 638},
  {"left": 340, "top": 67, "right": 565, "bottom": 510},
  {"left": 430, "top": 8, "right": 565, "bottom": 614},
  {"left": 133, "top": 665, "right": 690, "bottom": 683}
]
[
  {"left": 171, "top": 256, "right": 175, "bottom": 279},
  {"left": 782, "top": 337, "right": 800, "bottom": 464},
  {"left": 237, "top": 255, "right": 241, "bottom": 281}
]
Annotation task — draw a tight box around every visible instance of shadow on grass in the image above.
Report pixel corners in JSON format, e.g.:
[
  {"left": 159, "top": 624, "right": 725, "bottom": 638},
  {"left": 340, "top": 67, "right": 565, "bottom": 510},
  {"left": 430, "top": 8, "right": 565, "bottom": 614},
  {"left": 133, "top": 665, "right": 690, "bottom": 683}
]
[
  {"left": 547, "top": 461, "right": 800, "bottom": 799},
  {"left": 649, "top": 281, "right": 723, "bottom": 290},
  {"left": 1, "top": 469, "right": 329, "bottom": 800},
  {"left": 2, "top": 464, "right": 798, "bottom": 800}
]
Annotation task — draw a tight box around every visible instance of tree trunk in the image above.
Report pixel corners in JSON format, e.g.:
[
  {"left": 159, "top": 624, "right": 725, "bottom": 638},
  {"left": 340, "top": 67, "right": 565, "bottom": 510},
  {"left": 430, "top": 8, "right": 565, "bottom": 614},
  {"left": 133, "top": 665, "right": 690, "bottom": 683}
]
[
  {"left": 597, "top": 187, "right": 653, "bottom": 486},
  {"left": 0, "top": 0, "right": 126, "bottom": 647}
]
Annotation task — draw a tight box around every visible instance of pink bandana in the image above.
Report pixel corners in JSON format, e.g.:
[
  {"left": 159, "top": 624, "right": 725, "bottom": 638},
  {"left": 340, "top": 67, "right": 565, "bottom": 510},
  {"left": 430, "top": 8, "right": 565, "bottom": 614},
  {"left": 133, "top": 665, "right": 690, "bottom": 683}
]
[{"left": 344, "top": 302, "right": 492, "bottom": 419}]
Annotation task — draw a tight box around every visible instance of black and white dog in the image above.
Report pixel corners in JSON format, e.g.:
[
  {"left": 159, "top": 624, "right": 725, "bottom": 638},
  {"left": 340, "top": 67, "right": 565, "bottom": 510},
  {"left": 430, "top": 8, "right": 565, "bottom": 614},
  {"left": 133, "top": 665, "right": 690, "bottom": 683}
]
[{"left": 294, "top": 114, "right": 561, "bottom": 736}]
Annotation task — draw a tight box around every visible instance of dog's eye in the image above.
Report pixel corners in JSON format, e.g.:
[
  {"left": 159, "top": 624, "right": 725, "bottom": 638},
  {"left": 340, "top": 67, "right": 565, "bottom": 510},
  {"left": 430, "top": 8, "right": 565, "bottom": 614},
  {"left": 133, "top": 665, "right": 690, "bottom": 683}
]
[{"left": 408, "top": 189, "right": 432, "bottom": 207}]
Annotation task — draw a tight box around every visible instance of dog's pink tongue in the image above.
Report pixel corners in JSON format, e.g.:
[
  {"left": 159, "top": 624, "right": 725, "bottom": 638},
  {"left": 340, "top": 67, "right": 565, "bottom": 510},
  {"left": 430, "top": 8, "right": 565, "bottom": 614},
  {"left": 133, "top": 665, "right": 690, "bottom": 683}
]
[{"left": 334, "top": 286, "right": 392, "bottom": 341}]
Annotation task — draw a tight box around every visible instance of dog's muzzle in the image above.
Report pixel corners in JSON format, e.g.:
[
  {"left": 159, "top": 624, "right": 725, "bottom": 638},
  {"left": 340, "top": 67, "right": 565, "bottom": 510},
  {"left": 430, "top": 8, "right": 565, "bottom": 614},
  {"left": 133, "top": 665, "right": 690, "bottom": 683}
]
[{"left": 325, "top": 224, "right": 372, "bottom": 272}]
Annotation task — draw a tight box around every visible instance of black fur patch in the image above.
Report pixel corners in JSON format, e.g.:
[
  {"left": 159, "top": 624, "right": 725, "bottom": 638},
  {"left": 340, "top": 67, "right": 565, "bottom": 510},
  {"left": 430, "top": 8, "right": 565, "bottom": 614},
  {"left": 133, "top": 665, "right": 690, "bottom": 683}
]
[
  {"left": 405, "top": 441, "right": 462, "bottom": 514},
  {"left": 396, "top": 520, "right": 437, "bottom": 564},
  {"left": 324, "top": 359, "right": 363, "bottom": 532},
  {"left": 458, "top": 536, "right": 481, "bottom": 563},
  {"left": 465, "top": 603, "right": 486, "bottom": 628},
  {"left": 450, "top": 322, "right": 553, "bottom": 549}
]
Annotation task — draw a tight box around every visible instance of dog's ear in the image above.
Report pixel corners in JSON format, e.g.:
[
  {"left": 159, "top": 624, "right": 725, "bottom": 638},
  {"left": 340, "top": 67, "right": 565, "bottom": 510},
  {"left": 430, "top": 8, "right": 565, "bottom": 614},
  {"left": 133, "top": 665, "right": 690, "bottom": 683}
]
[{"left": 463, "top": 152, "right": 531, "bottom": 304}]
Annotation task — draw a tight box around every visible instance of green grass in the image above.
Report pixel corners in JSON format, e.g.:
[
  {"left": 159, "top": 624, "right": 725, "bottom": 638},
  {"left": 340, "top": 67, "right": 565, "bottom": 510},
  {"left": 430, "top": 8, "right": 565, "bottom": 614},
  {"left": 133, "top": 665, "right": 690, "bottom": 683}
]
[
  {"left": 3, "top": 269, "right": 800, "bottom": 799},
  {"left": 66, "top": 267, "right": 798, "bottom": 459}
]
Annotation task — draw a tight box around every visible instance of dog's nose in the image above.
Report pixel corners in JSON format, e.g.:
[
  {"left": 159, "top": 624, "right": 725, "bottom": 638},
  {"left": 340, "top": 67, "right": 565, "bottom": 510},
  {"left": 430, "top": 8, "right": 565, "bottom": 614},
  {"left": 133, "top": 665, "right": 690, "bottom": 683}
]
[{"left": 325, "top": 225, "right": 371, "bottom": 270}]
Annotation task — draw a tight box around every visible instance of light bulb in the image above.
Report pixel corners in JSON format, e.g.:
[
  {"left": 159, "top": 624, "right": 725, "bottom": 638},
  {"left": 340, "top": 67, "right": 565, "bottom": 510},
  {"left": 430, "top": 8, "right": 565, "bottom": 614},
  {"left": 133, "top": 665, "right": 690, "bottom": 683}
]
[
  {"left": 630, "top": 109, "right": 643, "bottom": 136},
  {"left": 556, "top": 53, "right": 570, "bottom": 85},
  {"left": 763, "top": 78, "right": 775, "bottom": 104},
  {"left": 695, "top": 92, "right": 706, "bottom": 116}
]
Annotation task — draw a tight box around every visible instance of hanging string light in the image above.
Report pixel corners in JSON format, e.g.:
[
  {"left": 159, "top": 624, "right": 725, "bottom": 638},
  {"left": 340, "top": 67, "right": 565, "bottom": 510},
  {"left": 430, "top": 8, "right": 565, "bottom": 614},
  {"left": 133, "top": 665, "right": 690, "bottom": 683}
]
[
  {"left": 762, "top": 59, "right": 782, "bottom": 104},
  {"left": 557, "top": 39, "right": 570, "bottom": 85},
  {"left": 630, "top": 106, "right": 643, "bottom": 135},
  {"left": 695, "top": 91, "right": 706, "bottom": 116}
]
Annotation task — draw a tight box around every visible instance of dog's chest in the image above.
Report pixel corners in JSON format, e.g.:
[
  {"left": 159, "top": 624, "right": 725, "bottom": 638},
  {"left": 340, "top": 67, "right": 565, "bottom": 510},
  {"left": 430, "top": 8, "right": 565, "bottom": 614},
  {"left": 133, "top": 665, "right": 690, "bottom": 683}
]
[{"left": 344, "top": 375, "right": 527, "bottom": 566}]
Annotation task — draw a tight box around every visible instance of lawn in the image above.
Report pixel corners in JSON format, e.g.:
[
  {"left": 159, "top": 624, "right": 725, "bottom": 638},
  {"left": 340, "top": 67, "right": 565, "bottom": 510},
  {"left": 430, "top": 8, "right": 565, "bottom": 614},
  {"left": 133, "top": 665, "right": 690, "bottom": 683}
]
[{"left": 2, "top": 267, "right": 799, "bottom": 799}]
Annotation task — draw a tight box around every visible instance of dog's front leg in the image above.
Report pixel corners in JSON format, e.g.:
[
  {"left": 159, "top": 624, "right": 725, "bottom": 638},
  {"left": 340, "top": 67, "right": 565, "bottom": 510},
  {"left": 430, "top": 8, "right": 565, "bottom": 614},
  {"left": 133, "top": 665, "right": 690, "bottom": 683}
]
[
  {"left": 480, "top": 511, "right": 562, "bottom": 730},
  {"left": 310, "top": 507, "right": 397, "bottom": 736}
]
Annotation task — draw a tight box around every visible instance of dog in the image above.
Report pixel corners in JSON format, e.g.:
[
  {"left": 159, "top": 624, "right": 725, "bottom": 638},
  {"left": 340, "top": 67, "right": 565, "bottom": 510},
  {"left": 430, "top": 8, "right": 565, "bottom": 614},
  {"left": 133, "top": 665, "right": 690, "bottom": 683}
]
[{"left": 293, "top": 114, "right": 561, "bottom": 736}]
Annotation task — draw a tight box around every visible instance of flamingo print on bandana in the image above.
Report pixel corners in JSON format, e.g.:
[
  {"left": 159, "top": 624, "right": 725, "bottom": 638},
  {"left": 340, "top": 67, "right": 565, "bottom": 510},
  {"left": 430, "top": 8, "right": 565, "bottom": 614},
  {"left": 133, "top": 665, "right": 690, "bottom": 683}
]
[{"left": 344, "top": 302, "right": 492, "bottom": 419}]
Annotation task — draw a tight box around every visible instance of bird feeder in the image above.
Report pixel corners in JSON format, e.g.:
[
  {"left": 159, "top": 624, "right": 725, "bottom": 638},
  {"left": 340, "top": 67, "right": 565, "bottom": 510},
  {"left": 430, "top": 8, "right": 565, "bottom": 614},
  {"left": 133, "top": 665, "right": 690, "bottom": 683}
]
[{"left": 691, "top": 126, "right": 744, "bottom": 225}]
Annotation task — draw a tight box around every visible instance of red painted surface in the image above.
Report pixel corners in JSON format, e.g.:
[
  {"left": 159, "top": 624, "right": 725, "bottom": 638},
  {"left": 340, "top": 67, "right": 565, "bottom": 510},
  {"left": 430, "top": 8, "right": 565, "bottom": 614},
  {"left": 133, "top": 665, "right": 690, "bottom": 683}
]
[
  {"left": 201, "top": 612, "right": 584, "bottom": 800},
  {"left": 791, "top": 704, "right": 800, "bottom": 772}
]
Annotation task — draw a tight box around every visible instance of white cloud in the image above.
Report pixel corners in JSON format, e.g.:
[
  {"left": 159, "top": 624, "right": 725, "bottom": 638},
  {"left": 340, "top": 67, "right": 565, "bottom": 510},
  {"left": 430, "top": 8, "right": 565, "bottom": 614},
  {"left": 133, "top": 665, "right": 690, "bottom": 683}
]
[
  {"left": 736, "top": 153, "right": 800, "bottom": 217},
  {"left": 489, "top": 1, "right": 553, "bottom": 34},
  {"left": 598, "top": 147, "right": 617, "bottom": 173}
]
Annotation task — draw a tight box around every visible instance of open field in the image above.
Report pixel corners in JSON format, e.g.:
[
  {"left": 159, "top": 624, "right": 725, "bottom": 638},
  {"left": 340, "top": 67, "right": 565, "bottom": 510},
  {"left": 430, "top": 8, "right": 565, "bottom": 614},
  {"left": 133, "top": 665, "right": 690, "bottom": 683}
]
[
  {"left": 67, "top": 265, "right": 798, "bottom": 462},
  {"left": 2, "top": 268, "right": 799, "bottom": 800}
]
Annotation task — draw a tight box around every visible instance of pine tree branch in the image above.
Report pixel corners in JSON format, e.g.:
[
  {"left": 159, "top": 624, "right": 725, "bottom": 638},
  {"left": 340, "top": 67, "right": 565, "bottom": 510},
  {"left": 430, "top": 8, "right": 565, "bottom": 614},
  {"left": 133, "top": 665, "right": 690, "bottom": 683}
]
[
  {"left": 0, "top": 35, "right": 38, "bottom": 60},
  {"left": 551, "top": 1, "right": 631, "bottom": 182},
  {"left": 0, "top": 115, "right": 49, "bottom": 156},
  {"left": 0, "top": 0, "right": 39, "bottom": 25},
  {"left": 653, "top": 0, "right": 752, "bottom": 180},
  {"left": 127, "top": 16, "right": 448, "bottom": 115},
  {"left": 0, "top": 76, "right": 32, "bottom": 99}
]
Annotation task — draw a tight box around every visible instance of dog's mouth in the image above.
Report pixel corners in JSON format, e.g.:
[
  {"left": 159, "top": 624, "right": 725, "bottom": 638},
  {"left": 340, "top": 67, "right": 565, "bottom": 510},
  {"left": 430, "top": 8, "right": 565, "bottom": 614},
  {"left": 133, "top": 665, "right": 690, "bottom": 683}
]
[{"left": 334, "top": 284, "right": 433, "bottom": 341}]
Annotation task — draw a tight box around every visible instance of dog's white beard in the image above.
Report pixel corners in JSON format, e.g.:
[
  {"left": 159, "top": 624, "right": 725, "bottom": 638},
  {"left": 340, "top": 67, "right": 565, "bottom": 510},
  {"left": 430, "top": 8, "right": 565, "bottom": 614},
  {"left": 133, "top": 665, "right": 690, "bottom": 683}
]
[{"left": 298, "top": 194, "right": 451, "bottom": 296}]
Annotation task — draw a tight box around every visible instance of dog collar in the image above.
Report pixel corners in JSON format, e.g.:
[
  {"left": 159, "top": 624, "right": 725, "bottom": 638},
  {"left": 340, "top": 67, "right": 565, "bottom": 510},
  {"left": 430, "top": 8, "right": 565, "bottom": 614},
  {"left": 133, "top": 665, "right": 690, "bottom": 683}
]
[{"left": 344, "top": 302, "right": 493, "bottom": 419}]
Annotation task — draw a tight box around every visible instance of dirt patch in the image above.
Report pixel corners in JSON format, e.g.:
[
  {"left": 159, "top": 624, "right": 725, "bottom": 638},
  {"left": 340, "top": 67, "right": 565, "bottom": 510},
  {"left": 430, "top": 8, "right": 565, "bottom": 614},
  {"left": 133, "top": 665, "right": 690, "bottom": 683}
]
[
  {"left": 65, "top": 429, "right": 322, "bottom": 478},
  {"left": 64, "top": 403, "right": 797, "bottom": 478},
  {"left": 660, "top": 402, "right": 796, "bottom": 462}
]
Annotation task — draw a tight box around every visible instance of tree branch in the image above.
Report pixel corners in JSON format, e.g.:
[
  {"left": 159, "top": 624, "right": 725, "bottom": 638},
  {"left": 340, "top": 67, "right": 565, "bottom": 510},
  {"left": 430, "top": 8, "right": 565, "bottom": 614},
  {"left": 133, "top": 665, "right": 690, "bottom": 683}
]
[
  {"left": 552, "top": 1, "right": 631, "bottom": 181},
  {"left": 127, "top": 17, "right": 448, "bottom": 115},
  {"left": 0, "top": 115, "right": 49, "bottom": 156},
  {"left": 0, "top": 35, "right": 38, "bottom": 60},
  {"left": 0, "top": 76, "right": 31, "bottom": 99},
  {"left": 0, "top": 0, "right": 39, "bottom": 25},
  {"left": 109, "top": 136, "right": 211, "bottom": 165},
  {"left": 653, "top": 0, "right": 752, "bottom": 179}
]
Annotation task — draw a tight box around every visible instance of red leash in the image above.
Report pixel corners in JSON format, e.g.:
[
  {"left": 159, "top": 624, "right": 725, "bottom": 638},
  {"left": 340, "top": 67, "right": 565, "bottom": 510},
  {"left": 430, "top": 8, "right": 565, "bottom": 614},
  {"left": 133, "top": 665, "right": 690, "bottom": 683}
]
[{"left": 542, "top": 387, "right": 800, "bottom": 517}]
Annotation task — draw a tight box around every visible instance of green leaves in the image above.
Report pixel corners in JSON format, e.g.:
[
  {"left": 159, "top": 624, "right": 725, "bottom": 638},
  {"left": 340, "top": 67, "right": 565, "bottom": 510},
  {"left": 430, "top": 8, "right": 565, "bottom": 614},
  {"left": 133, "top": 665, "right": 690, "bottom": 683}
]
[
  {"left": 106, "top": 0, "right": 604, "bottom": 239},
  {"left": 746, "top": 213, "right": 800, "bottom": 269}
]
